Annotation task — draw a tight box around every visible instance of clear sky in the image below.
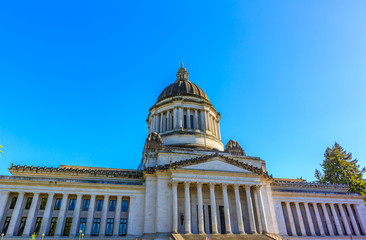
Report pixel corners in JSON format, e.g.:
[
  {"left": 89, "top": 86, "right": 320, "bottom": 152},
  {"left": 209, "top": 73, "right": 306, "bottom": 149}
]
[{"left": 1, "top": 1, "right": 365, "bottom": 181}]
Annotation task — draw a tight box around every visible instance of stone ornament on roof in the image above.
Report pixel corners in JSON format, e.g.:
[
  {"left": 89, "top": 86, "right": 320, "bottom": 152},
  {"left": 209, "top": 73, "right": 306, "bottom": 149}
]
[
  {"left": 224, "top": 139, "right": 246, "bottom": 156},
  {"left": 271, "top": 179, "right": 350, "bottom": 190},
  {"left": 143, "top": 132, "right": 163, "bottom": 152}
]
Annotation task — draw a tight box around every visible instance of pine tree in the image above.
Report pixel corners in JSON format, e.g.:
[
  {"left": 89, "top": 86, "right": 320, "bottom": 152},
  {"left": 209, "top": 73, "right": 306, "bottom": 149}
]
[{"left": 315, "top": 142, "right": 366, "bottom": 202}]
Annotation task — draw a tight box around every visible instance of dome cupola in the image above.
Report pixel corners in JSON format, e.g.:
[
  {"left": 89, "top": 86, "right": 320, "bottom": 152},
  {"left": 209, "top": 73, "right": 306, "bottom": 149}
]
[{"left": 147, "top": 65, "right": 224, "bottom": 151}]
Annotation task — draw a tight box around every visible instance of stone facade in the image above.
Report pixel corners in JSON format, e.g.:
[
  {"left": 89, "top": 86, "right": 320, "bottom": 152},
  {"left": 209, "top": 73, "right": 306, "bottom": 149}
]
[{"left": 0, "top": 66, "right": 365, "bottom": 240}]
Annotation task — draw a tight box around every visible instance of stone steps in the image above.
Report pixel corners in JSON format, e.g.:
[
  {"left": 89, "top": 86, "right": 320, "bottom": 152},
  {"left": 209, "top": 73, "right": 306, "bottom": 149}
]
[{"left": 175, "top": 233, "right": 276, "bottom": 240}]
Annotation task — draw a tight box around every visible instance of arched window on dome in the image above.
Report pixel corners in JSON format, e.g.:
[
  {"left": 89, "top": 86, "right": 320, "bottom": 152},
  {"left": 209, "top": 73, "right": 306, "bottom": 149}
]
[{"left": 183, "top": 115, "right": 187, "bottom": 129}]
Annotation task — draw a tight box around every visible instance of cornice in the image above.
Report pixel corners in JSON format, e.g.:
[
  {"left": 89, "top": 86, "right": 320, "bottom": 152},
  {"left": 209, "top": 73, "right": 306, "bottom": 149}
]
[
  {"left": 271, "top": 179, "right": 349, "bottom": 191},
  {"left": 9, "top": 164, "right": 143, "bottom": 179}
]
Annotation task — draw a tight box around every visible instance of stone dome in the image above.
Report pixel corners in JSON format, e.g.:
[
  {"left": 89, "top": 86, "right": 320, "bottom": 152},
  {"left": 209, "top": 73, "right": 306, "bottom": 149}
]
[{"left": 156, "top": 64, "right": 209, "bottom": 102}]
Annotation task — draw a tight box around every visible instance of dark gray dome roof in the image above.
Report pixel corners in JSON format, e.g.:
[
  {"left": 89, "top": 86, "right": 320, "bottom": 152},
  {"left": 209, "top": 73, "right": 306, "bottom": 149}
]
[{"left": 157, "top": 65, "right": 209, "bottom": 102}]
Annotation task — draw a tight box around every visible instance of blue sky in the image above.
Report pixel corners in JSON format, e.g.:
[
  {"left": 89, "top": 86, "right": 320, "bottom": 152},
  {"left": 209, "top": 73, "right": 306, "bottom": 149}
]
[{"left": 1, "top": 1, "right": 365, "bottom": 181}]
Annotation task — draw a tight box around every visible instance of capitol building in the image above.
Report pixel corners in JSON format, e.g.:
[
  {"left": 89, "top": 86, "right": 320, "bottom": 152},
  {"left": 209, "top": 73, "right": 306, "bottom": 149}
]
[{"left": 0, "top": 65, "right": 365, "bottom": 240}]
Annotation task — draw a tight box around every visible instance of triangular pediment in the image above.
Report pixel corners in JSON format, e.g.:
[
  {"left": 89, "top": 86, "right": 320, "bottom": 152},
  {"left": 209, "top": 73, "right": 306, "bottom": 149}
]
[{"left": 180, "top": 158, "right": 252, "bottom": 173}]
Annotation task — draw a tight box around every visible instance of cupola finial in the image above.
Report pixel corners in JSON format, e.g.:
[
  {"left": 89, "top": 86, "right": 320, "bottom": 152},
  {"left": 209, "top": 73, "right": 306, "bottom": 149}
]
[{"left": 176, "top": 63, "right": 189, "bottom": 82}]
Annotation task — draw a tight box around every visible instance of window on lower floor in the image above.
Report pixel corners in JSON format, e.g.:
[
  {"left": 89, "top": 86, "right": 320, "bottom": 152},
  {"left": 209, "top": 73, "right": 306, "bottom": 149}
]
[
  {"left": 96, "top": 200, "right": 103, "bottom": 211},
  {"left": 122, "top": 200, "right": 129, "bottom": 212},
  {"left": 119, "top": 218, "right": 127, "bottom": 236},
  {"left": 1, "top": 217, "right": 11, "bottom": 235},
  {"left": 105, "top": 218, "right": 114, "bottom": 236},
  {"left": 33, "top": 217, "right": 42, "bottom": 235},
  {"left": 78, "top": 218, "right": 87, "bottom": 236},
  {"left": 25, "top": 197, "right": 33, "bottom": 209},
  {"left": 10, "top": 197, "right": 17, "bottom": 209},
  {"left": 54, "top": 198, "right": 62, "bottom": 210},
  {"left": 17, "top": 217, "right": 27, "bottom": 236},
  {"left": 40, "top": 198, "right": 47, "bottom": 210},
  {"left": 48, "top": 217, "right": 58, "bottom": 236},
  {"left": 63, "top": 218, "right": 73, "bottom": 236},
  {"left": 69, "top": 199, "right": 76, "bottom": 211},
  {"left": 109, "top": 200, "right": 116, "bottom": 211},
  {"left": 92, "top": 218, "right": 100, "bottom": 236},
  {"left": 82, "top": 199, "right": 90, "bottom": 211}
]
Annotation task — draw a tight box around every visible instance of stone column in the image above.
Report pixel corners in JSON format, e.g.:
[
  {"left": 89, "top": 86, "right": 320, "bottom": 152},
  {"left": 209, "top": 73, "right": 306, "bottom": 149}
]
[
  {"left": 352, "top": 204, "right": 366, "bottom": 235},
  {"left": 184, "top": 182, "right": 191, "bottom": 234},
  {"left": 194, "top": 110, "right": 199, "bottom": 129},
  {"left": 337, "top": 204, "right": 351, "bottom": 235},
  {"left": 253, "top": 187, "right": 263, "bottom": 233},
  {"left": 0, "top": 191, "right": 10, "bottom": 224},
  {"left": 173, "top": 108, "right": 178, "bottom": 129},
  {"left": 160, "top": 113, "right": 164, "bottom": 133},
  {"left": 221, "top": 184, "right": 232, "bottom": 234},
  {"left": 346, "top": 204, "right": 361, "bottom": 235},
  {"left": 294, "top": 202, "right": 306, "bottom": 236},
  {"left": 313, "top": 203, "right": 325, "bottom": 236},
  {"left": 205, "top": 111, "right": 210, "bottom": 131},
  {"left": 200, "top": 110, "right": 205, "bottom": 131},
  {"left": 304, "top": 202, "right": 315, "bottom": 236},
  {"left": 70, "top": 194, "right": 83, "bottom": 236},
  {"left": 6, "top": 192, "right": 25, "bottom": 236},
  {"left": 245, "top": 185, "right": 256, "bottom": 234},
  {"left": 330, "top": 204, "right": 343, "bottom": 235},
  {"left": 234, "top": 185, "right": 245, "bottom": 234},
  {"left": 256, "top": 185, "right": 268, "bottom": 233},
  {"left": 171, "top": 182, "right": 178, "bottom": 233},
  {"left": 209, "top": 183, "right": 218, "bottom": 234},
  {"left": 196, "top": 183, "right": 205, "bottom": 234},
  {"left": 285, "top": 202, "right": 297, "bottom": 236},
  {"left": 85, "top": 195, "right": 96, "bottom": 236},
  {"left": 212, "top": 117, "right": 217, "bottom": 137},
  {"left": 179, "top": 108, "right": 184, "bottom": 128},
  {"left": 113, "top": 196, "right": 122, "bottom": 236},
  {"left": 217, "top": 120, "right": 221, "bottom": 139},
  {"left": 99, "top": 195, "right": 109, "bottom": 236},
  {"left": 39, "top": 193, "right": 55, "bottom": 235},
  {"left": 23, "top": 193, "right": 40, "bottom": 236},
  {"left": 167, "top": 111, "right": 171, "bottom": 131},
  {"left": 55, "top": 193, "right": 69, "bottom": 236},
  {"left": 187, "top": 109, "right": 191, "bottom": 129},
  {"left": 321, "top": 203, "right": 334, "bottom": 236},
  {"left": 156, "top": 114, "right": 160, "bottom": 133}
]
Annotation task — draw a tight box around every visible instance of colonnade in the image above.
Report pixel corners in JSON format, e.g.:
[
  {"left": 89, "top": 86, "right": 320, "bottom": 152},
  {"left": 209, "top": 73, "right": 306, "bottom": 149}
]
[
  {"left": 149, "top": 107, "right": 221, "bottom": 139},
  {"left": 171, "top": 182, "right": 267, "bottom": 235},
  {"left": 281, "top": 201, "right": 365, "bottom": 237},
  {"left": 0, "top": 191, "right": 130, "bottom": 237}
]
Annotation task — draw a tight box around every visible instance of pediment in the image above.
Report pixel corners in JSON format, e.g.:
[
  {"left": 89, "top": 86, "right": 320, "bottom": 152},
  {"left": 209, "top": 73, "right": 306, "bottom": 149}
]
[{"left": 180, "top": 158, "right": 252, "bottom": 173}]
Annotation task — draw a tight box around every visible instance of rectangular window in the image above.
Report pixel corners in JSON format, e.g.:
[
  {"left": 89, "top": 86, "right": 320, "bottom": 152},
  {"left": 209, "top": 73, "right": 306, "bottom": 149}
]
[
  {"left": 17, "top": 217, "right": 27, "bottom": 236},
  {"left": 122, "top": 200, "right": 129, "bottom": 212},
  {"left": 69, "top": 199, "right": 76, "bottom": 210},
  {"left": 25, "top": 197, "right": 33, "bottom": 209},
  {"left": 2, "top": 217, "right": 11, "bottom": 235},
  {"left": 63, "top": 218, "right": 73, "bottom": 236},
  {"left": 54, "top": 198, "right": 62, "bottom": 210},
  {"left": 184, "top": 115, "right": 187, "bottom": 128},
  {"left": 92, "top": 218, "right": 101, "bottom": 236},
  {"left": 219, "top": 206, "right": 225, "bottom": 234},
  {"left": 40, "top": 198, "right": 47, "bottom": 210},
  {"left": 105, "top": 218, "right": 114, "bottom": 236},
  {"left": 208, "top": 205, "right": 212, "bottom": 234},
  {"left": 171, "top": 116, "right": 174, "bottom": 128},
  {"left": 119, "top": 218, "right": 127, "bottom": 236},
  {"left": 48, "top": 218, "right": 58, "bottom": 236},
  {"left": 109, "top": 200, "right": 116, "bottom": 211},
  {"left": 10, "top": 197, "right": 17, "bottom": 209},
  {"left": 78, "top": 218, "right": 87, "bottom": 236},
  {"left": 33, "top": 217, "right": 42, "bottom": 235},
  {"left": 190, "top": 115, "right": 194, "bottom": 129},
  {"left": 82, "top": 199, "right": 90, "bottom": 211},
  {"left": 96, "top": 200, "right": 103, "bottom": 211}
]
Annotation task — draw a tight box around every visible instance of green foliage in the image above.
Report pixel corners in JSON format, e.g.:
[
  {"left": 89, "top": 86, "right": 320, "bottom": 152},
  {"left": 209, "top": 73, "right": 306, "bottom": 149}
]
[
  {"left": 0, "top": 145, "right": 2, "bottom": 157},
  {"left": 315, "top": 142, "right": 366, "bottom": 203}
]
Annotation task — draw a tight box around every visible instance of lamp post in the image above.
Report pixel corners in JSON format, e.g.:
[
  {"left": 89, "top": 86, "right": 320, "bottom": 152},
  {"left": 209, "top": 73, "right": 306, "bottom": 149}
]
[
  {"left": 41, "top": 233, "right": 45, "bottom": 240},
  {"left": 1, "top": 233, "right": 4, "bottom": 240},
  {"left": 81, "top": 233, "right": 84, "bottom": 240},
  {"left": 78, "top": 230, "right": 82, "bottom": 240}
]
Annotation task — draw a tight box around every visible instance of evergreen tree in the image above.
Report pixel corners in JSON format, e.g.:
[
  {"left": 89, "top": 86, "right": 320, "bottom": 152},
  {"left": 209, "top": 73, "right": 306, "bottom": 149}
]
[{"left": 315, "top": 142, "right": 366, "bottom": 202}]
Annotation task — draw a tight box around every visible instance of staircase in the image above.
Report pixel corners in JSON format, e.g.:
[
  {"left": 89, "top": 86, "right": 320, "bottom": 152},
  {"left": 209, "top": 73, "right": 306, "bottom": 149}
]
[{"left": 171, "top": 233, "right": 282, "bottom": 240}]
